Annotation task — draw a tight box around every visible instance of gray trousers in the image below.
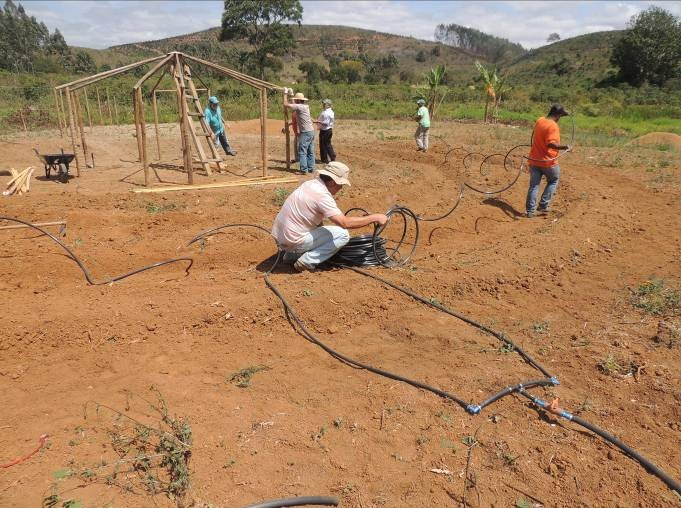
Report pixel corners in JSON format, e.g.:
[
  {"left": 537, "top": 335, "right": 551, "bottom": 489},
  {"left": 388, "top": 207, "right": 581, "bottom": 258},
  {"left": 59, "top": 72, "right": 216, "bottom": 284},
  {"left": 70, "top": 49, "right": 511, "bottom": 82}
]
[{"left": 415, "top": 125, "right": 430, "bottom": 151}]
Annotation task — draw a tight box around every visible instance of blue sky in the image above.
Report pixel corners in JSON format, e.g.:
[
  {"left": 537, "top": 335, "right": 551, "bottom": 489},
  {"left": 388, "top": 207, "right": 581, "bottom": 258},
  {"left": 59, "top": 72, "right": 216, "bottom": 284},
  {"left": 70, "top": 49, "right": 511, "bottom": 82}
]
[{"left": 20, "top": 0, "right": 681, "bottom": 50}]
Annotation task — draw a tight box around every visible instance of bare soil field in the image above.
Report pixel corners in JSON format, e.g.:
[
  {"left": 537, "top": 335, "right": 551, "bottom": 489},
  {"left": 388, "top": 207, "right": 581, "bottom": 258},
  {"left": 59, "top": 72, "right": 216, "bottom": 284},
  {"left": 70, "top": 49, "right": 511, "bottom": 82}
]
[{"left": 1, "top": 119, "right": 680, "bottom": 507}]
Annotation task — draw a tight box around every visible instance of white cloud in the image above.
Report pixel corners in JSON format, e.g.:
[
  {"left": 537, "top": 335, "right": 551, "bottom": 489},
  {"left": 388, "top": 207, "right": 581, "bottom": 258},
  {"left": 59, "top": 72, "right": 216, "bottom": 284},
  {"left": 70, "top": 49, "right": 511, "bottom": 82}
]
[{"left": 18, "top": 0, "right": 681, "bottom": 50}]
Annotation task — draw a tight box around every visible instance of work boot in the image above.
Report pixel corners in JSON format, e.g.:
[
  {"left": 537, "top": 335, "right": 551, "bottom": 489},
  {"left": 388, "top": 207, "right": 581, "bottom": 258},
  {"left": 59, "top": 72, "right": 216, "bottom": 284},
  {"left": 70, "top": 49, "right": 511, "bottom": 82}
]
[{"left": 228, "top": 150, "right": 237, "bottom": 156}]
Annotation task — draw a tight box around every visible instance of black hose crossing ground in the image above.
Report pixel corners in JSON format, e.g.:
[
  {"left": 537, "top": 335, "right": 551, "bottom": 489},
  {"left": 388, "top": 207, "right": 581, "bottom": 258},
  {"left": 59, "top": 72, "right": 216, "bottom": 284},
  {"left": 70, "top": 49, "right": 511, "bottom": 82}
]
[
  {"left": 0, "top": 216, "right": 193, "bottom": 285},
  {"left": 188, "top": 221, "right": 681, "bottom": 498},
  {"left": 244, "top": 496, "right": 339, "bottom": 508}
]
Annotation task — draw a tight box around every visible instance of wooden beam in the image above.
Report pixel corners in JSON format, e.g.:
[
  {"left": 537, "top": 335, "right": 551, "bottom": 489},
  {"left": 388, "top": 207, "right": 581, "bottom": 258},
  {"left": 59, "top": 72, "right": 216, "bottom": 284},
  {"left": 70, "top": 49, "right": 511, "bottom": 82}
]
[
  {"left": 52, "top": 85, "right": 63, "bottom": 137},
  {"left": 133, "top": 90, "right": 143, "bottom": 165},
  {"left": 131, "top": 177, "right": 298, "bottom": 194},
  {"left": 136, "top": 87, "right": 149, "bottom": 186},
  {"left": 59, "top": 89, "right": 66, "bottom": 135},
  {"left": 65, "top": 88, "right": 80, "bottom": 176},
  {"left": 181, "top": 54, "right": 280, "bottom": 90},
  {"left": 106, "top": 88, "right": 113, "bottom": 124},
  {"left": 58, "top": 54, "right": 167, "bottom": 91},
  {"left": 133, "top": 54, "right": 174, "bottom": 90},
  {"left": 96, "top": 87, "right": 103, "bottom": 124},
  {"left": 113, "top": 95, "right": 119, "bottom": 124},
  {"left": 74, "top": 91, "right": 89, "bottom": 165},
  {"left": 0, "top": 220, "right": 66, "bottom": 231},
  {"left": 283, "top": 91, "right": 290, "bottom": 172},
  {"left": 175, "top": 54, "right": 193, "bottom": 184},
  {"left": 260, "top": 88, "right": 268, "bottom": 177},
  {"left": 83, "top": 89, "right": 93, "bottom": 130},
  {"left": 152, "top": 91, "right": 161, "bottom": 160}
]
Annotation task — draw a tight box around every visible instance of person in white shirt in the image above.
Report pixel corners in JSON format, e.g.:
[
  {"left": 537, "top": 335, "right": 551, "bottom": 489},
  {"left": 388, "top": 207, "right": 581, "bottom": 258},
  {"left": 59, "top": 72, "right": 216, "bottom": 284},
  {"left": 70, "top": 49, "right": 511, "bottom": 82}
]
[
  {"left": 314, "top": 98, "right": 336, "bottom": 164},
  {"left": 283, "top": 88, "right": 315, "bottom": 174},
  {"left": 271, "top": 161, "right": 388, "bottom": 272}
]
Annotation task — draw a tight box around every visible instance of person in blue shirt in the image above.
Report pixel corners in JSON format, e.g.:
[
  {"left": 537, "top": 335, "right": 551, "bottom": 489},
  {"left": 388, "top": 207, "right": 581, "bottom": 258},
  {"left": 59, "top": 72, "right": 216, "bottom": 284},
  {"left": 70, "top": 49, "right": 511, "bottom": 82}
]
[{"left": 204, "top": 96, "right": 236, "bottom": 156}]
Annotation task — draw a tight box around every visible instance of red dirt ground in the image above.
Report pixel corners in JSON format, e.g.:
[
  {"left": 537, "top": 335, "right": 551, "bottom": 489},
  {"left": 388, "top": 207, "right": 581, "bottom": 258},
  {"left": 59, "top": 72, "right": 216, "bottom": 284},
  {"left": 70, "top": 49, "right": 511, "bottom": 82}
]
[{"left": 1, "top": 119, "right": 680, "bottom": 507}]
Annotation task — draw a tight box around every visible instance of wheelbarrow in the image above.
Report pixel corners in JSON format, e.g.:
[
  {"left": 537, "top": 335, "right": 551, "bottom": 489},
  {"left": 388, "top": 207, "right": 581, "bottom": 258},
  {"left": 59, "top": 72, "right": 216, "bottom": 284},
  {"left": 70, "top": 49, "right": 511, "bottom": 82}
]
[{"left": 33, "top": 148, "right": 75, "bottom": 183}]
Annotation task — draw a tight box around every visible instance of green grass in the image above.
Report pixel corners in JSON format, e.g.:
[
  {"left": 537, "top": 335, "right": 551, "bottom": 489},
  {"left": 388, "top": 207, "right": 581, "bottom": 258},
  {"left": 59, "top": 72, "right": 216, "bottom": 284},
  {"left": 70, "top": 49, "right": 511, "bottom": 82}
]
[{"left": 630, "top": 279, "right": 681, "bottom": 316}]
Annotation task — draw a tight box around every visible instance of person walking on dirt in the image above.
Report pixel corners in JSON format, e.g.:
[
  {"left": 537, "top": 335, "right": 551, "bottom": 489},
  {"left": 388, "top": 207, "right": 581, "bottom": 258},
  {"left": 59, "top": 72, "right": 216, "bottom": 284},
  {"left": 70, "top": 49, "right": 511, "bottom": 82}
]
[
  {"left": 204, "top": 96, "right": 236, "bottom": 157},
  {"left": 314, "top": 98, "right": 336, "bottom": 164},
  {"left": 525, "top": 104, "right": 572, "bottom": 218},
  {"left": 414, "top": 98, "right": 430, "bottom": 152},
  {"left": 283, "top": 88, "right": 315, "bottom": 173},
  {"left": 271, "top": 161, "right": 388, "bottom": 272}
]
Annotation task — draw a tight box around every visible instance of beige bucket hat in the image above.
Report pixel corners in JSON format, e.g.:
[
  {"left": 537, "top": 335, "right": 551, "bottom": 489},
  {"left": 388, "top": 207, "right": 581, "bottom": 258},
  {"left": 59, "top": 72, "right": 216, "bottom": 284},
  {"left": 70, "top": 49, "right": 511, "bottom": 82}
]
[
  {"left": 293, "top": 92, "right": 309, "bottom": 101},
  {"left": 316, "top": 161, "right": 351, "bottom": 186}
]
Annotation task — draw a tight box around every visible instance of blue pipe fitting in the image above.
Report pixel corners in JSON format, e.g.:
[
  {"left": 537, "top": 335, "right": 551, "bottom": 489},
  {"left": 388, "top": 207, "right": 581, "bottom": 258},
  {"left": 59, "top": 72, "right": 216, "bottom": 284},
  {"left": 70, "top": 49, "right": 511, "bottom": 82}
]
[
  {"left": 466, "top": 404, "right": 481, "bottom": 415},
  {"left": 550, "top": 376, "right": 560, "bottom": 385}
]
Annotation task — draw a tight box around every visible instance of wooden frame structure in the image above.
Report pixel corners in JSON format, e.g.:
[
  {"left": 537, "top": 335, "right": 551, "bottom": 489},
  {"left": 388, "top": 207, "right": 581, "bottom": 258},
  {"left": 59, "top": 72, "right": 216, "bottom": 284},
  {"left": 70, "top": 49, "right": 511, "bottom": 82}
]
[{"left": 55, "top": 52, "right": 289, "bottom": 186}]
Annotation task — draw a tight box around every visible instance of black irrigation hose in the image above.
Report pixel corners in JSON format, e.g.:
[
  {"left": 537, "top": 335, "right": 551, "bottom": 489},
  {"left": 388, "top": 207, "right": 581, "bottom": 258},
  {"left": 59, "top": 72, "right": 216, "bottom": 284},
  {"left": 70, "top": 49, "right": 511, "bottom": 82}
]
[
  {"left": 518, "top": 389, "right": 681, "bottom": 496},
  {"left": 330, "top": 233, "right": 389, "bottom": 267},
  {"left": 463, "top": 149, "right": 524, "bottom": 196},
  {"left": 243, "top": 496, "right": 339, "bottom": 508},
  {"left": 1, "top": 216, "right": 193, "bottom": 285},
  {"left": 417, "top": 183, "right": 465, "bottom": 222},
  {"left": 340, "top": 264, "right": 555, "bottom": 383},
  {"left": 372, "top": 206, "right": 419, "bottom": 267},
  {"left": 186, "top": 222, "right": 681, "bottom": 497}
]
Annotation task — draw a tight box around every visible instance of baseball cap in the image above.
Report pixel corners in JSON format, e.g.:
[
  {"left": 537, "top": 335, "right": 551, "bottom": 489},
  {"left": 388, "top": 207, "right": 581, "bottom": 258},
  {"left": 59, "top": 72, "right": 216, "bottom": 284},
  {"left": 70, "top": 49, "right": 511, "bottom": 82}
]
[{"left": 209, "top": 96, "right": 219, "bottom": 104}]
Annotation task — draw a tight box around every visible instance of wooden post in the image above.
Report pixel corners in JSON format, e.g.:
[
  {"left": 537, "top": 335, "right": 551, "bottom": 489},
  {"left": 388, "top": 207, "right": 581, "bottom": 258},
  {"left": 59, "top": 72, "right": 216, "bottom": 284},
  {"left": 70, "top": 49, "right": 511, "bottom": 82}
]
[
  {"left": 83, "top": 89, "right": 93, "bottom": 130},
  {"left": 65, "top": 88, "right": 80, "bottom": 176},
  {"left": 59, "top": 89, "right": 66, "bottom": 133},
  {"left": 133, "top": 91, "right": 143, "bottom": 164},
  {"left": 260, "top": 88, "right": 268, "bottom": 177},
  {"left": 106, "top": 88, "right": 113, "bottom": 124},
  {"left": 174, "top": 55, "right": 193, "bottom": 184},
  {"left": 283, "top": 92, "right": 290, "bottom": 171},
  {"left": 96, "top": 87, "right": 103, "bottom": 125},
  {"left": 152, "top": 91, "right": 161, "bottom": 160},
  {"left": 52, "top": 86, "right": 63, "bottom": 137},
  {"left": 74, "top": 91, "right": 89, "bottom": 165},
  {"left": 18, "top": 107, "right": 27, "bottom": 132},
  {"left": 113, "top": 95, "right": 119, "bottom": 125},
  {"left": 136, "top": 88, "right": 149, "bottom": 186}
]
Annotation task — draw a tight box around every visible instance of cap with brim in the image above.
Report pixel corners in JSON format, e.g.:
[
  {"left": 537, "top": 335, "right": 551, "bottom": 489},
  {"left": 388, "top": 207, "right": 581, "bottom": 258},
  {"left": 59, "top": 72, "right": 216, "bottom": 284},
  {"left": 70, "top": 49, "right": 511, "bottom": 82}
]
[
  {"left": 315, "top": 161, "right": 351, "bottom": 186},
  {"left": 322, "top": 98, "right": 332, "bottom": 105},
  {"left": 293, "top": 92, "right": 309, "bottom": 101},
  {"left": 416, "top": 99, "right": 426, "bottom": 105},
  {"left": 548, "top": 104, "right": 569, "bottom": 117},
  {"left": 209, "top": 96, "right": 219, "bottom": 104}
]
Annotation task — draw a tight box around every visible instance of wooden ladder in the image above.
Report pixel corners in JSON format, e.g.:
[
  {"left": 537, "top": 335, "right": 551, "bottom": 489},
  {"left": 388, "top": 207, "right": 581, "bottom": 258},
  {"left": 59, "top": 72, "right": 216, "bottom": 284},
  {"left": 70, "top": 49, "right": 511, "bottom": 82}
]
[{"left": 177, "top": 63, "right": 223, "bottom": 175}]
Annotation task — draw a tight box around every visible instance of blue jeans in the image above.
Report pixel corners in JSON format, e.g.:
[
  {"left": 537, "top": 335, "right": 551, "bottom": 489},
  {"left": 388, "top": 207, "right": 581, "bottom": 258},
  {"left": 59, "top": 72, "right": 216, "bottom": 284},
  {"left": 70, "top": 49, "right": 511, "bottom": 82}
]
[
  {"left": 283, "top": 226, "right": 349, "bottom": 268},
  {"left": 526, "top": 165, "right": 560, "bottom": 213},
  {"left": 298, "top": 131, "right": 315, "bottom": 173}
]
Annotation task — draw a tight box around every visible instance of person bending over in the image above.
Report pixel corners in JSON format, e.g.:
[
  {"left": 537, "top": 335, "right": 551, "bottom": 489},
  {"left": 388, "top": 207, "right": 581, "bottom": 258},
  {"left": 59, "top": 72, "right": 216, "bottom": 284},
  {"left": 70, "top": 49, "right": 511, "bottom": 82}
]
[{"left": 271, "top": 161, "right": 388, "bottom": 272}]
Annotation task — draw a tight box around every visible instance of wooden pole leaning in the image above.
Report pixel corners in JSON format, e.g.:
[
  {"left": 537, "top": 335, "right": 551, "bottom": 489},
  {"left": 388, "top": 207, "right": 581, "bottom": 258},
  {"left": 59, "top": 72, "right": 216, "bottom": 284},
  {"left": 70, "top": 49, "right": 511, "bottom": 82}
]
[
  {"left": 173, "top": 55, "right": 193, "bottom": 184},
  {"left": 136, "top": 87, "right": 149, "bottom": 186},
  {"left": 96, "top": 87, "right": 103, "bottom": 125},
  {"left": 74, "top": 91, "right": 89, "bottom": 165},
  {"left": 106, "top": 88, "right": 113, "bottom": 124},
  {"left": 152, "top": 91, "right": 161, "bottom": 160},
  {"left": 57, "top": 54, "right": 167, "bottom": 92},
  {"left": 283, "top": 91, "right": 290, "bottom": 171},
  {"left": 83, "top": 88, "right": 93, "bottom": 130},
  {"left": 64, "top": 87, "right": 80, "bottom": 176},
  {"left": 52, "top": 86, "right": 64, "bottom": 137},
  {"left": 260, "top": 88, "right": 268, "bottom": 177},
  {"left": 133, "top": 90, "right": 143, "bottom": 165},
  {"left": 59, "top": 89, "right": 66, "bottom": 134},
  {"left": 113, "top": 95, "right": 118, "bottom": 124}
]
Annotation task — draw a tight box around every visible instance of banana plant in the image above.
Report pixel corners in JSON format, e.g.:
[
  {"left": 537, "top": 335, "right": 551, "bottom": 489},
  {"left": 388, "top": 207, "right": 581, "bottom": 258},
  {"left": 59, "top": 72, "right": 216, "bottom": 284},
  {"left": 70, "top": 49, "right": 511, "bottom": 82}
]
[{"left": 412, "top": 64, "right": 449, "bottom": 119}]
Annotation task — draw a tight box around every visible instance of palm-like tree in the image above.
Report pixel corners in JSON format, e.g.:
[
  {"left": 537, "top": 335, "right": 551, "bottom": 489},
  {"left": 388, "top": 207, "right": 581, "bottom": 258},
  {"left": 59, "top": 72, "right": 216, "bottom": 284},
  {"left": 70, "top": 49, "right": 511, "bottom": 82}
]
[
  {"left": 474, "top": 61, "right": 510, "bottom": 123},
  {"left": 413, "top": 64, "right": 449, "bottom": 119}
]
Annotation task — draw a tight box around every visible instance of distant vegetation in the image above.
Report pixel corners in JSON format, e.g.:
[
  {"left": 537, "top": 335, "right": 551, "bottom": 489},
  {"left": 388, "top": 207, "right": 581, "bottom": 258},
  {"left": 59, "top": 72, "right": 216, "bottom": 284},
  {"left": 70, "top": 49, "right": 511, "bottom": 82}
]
[
  {"left": 0, "top": 0, "right": 680, "bottom": 138},
  {"left": 435, "top": 23, "right": 526, "bottom": 63}
]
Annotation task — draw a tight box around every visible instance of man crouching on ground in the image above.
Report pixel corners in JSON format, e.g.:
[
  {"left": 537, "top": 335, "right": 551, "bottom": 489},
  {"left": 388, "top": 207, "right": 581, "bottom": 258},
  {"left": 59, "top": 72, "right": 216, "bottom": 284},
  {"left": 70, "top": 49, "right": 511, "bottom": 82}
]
[{"left": 272, "top": 161, "right": 388, "bottom": 272}]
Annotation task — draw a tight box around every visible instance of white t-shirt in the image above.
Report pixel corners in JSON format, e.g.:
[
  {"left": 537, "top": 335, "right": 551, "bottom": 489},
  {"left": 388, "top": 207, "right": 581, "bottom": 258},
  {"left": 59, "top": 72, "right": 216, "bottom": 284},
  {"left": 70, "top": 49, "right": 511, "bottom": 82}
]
[
  {"left": 271, "top": 178, "right": 342, "bottom": 248},
  {"left": 317, "top": 108, "right": 334, "bottom": 130}
]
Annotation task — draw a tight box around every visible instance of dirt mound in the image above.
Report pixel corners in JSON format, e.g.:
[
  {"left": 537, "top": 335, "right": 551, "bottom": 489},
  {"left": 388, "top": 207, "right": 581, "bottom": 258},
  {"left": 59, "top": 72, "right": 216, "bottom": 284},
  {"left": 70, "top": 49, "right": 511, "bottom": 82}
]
[{"left": 630, "top": 132, "right": 681, "bottom": 150}]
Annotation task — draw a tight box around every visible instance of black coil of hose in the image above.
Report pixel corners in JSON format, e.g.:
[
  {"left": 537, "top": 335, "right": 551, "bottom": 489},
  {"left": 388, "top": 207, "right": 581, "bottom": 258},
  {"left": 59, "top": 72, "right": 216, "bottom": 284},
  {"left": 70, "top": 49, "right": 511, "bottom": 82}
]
[{"left": 330, "top": 233, "right": 388, "bottom": 266}]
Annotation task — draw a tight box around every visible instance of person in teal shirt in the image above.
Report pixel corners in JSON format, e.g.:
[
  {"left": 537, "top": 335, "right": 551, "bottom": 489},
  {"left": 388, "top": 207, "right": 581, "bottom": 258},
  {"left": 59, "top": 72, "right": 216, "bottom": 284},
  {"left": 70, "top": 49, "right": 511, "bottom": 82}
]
[
  {"left": 414, "top": 98, "right": 430, "bottom": 152},
  {"left": 204, "top": 96, "right": 236, "bottom": 156}
]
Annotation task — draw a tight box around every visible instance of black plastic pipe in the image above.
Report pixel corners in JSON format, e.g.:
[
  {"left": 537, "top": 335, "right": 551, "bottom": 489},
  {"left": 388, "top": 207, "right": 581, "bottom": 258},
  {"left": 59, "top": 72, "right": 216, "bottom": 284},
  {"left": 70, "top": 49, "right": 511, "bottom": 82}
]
[{"left": 243, "top": 496, "right": 339, "bottom": 508}]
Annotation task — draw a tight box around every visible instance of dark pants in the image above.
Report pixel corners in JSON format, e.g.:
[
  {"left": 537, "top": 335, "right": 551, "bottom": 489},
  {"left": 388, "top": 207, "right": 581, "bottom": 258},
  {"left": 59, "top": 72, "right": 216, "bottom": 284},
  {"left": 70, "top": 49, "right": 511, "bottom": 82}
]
[
  {"left": 319, "top": 128, "right": 335, "bottom": 163},
  {"left": 216, "top": 132, "right": 234, "bottom": 155}
]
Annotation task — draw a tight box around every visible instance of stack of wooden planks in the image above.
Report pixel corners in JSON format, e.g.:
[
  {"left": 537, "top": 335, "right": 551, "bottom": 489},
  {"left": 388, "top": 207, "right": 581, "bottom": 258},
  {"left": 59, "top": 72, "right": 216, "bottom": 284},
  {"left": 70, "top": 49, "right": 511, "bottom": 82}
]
[{"left": 3, "top": 167, "right": 35, "bottom": 196}]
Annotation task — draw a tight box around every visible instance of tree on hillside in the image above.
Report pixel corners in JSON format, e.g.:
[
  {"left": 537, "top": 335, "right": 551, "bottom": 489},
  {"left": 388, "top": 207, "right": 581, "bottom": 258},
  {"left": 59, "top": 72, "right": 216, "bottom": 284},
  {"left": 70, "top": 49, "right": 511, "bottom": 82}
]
[
  {"left": 547, "top": 33, "right": 560, "bottom": 43},
  {"left": 298, "top": 60, "right": 328, "bottom": 84},
  {"left": 611, "top": 6, "right": 681, "bottom": 86},
  {"left": 220, "top": 0, "right": 303, "bottom": 79},
  {"left": 435, "top": 23, "right": 525, "bottom": 62}
]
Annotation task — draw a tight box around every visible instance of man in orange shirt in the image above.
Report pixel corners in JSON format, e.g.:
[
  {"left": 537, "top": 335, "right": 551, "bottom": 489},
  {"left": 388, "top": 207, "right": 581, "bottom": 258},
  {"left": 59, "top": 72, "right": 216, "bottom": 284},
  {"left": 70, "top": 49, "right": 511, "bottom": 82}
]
[{"left": 525, "top": 104, "right": 572, "bottom": 217}]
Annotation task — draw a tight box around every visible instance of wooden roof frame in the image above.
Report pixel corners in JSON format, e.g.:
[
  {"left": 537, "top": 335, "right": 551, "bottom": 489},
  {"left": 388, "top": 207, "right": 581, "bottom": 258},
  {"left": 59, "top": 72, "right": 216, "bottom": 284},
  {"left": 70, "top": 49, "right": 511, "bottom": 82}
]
[{"left": 55, "top": 51, "right": 292, "bottom": 185}]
